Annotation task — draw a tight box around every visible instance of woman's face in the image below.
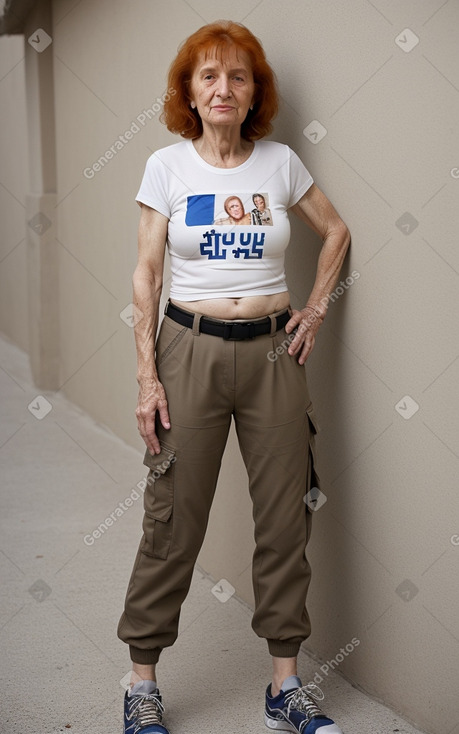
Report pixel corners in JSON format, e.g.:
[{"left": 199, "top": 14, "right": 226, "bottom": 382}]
[
  {"left": 254, "top": 196, "right": 265, "bottom": 211},
  {"left": 226, "top": 198, "right": 244, "bottom": 220},
  {"left": 189, "top": 46, "right": 255, "bottom": 131}
]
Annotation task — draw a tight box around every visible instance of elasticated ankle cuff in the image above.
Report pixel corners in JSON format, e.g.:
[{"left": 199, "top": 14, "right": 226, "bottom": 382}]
[
  {"left": 267, "top": 638, "right": 302, "bottom": 658},
  {"left": 129, "top": 645, "right": 162, "bottom": 665}
]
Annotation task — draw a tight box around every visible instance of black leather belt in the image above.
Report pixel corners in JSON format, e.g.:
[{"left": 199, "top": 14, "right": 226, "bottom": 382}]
[{"left": 165, "top": 300, "right": 290, "bottom": 341}]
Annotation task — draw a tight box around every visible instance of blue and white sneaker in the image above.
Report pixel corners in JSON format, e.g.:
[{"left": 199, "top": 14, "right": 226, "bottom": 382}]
[
  {"left": 123, "top": 679, "right": 169, "bottom": 734},
  {"left": 265, "top": 675, "right": 342, "bottom": 733}
]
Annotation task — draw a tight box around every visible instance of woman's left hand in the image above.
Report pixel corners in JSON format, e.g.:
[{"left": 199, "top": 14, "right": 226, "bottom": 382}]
[{"left": 284, "top": 305, "right": 326, "bottom": 365}]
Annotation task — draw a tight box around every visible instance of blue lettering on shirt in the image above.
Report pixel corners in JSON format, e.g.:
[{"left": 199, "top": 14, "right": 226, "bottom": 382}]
[{"left": 200, "top": 231, "right": 265, "bottom": 260}]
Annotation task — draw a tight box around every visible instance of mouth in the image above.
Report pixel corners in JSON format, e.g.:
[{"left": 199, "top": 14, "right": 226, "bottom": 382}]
[{"left": 211, "top": 105, "right": 235, "bottom": 111}]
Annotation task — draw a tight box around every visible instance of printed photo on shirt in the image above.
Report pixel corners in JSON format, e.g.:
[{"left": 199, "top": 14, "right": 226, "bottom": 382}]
[
  {"left": 249, "top": 193, "right": 273, "bottom": 226},
  {"left": 185, "top": 193, "right": 273, "bottom": 227}
]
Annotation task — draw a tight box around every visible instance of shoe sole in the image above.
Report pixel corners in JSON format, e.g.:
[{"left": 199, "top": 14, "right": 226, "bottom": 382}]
[{"left": 264, "top": 712, "right": 296, "bottom": 732}]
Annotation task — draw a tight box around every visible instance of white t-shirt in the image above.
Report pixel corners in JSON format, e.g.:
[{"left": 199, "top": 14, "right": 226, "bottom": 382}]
[{"left": 135, "top": 139, "right": 314, "bottom": 301}]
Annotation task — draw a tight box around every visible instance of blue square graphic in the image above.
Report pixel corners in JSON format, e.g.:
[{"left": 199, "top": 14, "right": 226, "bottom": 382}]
[{"left": 185, "top": 194, "right": 215, "bottom": 226}]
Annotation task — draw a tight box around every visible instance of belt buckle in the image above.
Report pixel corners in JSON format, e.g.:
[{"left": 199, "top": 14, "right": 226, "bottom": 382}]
[
  {"left": 223, "top": 322, "right": 235, "bottom": 340},
  {"left": 223, "top": 321, "right": 255, "bottom": 340}
]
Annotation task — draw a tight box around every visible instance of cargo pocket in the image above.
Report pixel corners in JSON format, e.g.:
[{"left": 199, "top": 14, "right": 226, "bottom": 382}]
[
  {"left": 306, "top": 402, "right": 321, "bottom": 493},
  {"left": 304, "top": 403, "right": 322, "bottom": 543},
  {"left": 140, "top": 443, "right": 176, "bottom": 559}
]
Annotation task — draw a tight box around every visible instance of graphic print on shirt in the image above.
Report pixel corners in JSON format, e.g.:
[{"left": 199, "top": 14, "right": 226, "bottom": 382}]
[{"left": 185, "top": 192, "right": 273, "bottom": 260}]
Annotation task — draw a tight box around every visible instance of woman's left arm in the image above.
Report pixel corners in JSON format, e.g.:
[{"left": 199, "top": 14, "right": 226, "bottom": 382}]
[{"left": 286, "top": 183, "right": 351, "bottom": 364}]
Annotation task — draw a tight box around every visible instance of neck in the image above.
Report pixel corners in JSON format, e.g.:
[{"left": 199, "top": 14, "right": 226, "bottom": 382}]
[{"left": 193, "top": 124, "right": 254, "bottom": 168}]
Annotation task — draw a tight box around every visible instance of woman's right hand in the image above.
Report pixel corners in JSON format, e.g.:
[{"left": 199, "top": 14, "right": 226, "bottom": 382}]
[{"left": 135, "top": 377, "right": 170, "bottom": 455}]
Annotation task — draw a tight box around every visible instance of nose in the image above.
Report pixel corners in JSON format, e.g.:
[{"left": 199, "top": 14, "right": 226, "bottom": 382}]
[{"left": 216, "top": 74, "right": 231, "bottom": 99}]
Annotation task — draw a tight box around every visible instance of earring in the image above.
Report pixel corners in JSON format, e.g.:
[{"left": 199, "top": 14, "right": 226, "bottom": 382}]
[
  {"left": 250, "top": 104, "right": 254, "bottom": 110},
  {"left": 190, "top": 101, "right": 196, "bottom": 109}
]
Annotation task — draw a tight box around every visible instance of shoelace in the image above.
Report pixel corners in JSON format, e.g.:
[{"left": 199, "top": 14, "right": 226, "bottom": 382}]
[
  {"left": 285, "top": 683, "right": 325, "bottom": 723},
  {"left": 126, "top": 692, "right": 165, "bottom": 733}
]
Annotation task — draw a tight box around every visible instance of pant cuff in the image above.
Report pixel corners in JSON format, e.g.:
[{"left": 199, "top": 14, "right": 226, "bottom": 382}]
[
  {"left": 129, "top": 645, "right": 162, "bottom": 665},
  {"left": 267, "top": 638, "right": 303, "bottom": 658}
]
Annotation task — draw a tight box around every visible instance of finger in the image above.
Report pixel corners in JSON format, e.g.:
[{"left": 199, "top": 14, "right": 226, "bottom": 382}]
[
  {"left": 284, "top": 312, "right": 302, "bottom": 334},
  {"left": 148, "top": 433, "right": 161, "bottom": 455},
  {"left": 289, "top": 326, "right": 312, "bottom": 358},
  {"left": 297, "top": 336, "right": 315, "bottom": 365},
  {"left": 145, "top": 424, "right": 161, "bottom": 454},
  {"left": 137, "top": 415, "right": 147, "bottom": 441},
  {"left": 143, "top": 411, "right": 161, "bottom": 454},
  {"left": 158, "top": 400, "right": 171, "bottom": 430},
  {"left": 287, "top": 329, "right": 304, "bottom": 355}
]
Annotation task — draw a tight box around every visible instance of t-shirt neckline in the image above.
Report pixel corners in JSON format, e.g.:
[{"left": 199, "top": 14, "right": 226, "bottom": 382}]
[{"left": 185, "top": 138, "right": 259, "bottom": 174}]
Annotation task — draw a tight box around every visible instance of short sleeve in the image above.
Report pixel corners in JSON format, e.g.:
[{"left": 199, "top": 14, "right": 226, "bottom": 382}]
[
  {"left": 287, "top": 148, "right": 314, "bottom": 209},
  {"left": 135, "top": 153, "right": 171, "bottom": 219}
]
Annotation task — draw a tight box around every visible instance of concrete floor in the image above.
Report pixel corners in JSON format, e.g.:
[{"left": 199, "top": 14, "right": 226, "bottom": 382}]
[{"left": 0, "top": 332, "right": 428, "bottom": 734}]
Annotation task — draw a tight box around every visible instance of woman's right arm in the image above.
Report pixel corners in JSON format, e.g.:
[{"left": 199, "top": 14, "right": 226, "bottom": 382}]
[{"left": 133, "top": 203, "right": 169, "bottom": 455}]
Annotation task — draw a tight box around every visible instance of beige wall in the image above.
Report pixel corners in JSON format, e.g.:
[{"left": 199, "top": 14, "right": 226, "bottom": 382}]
[
  {"left": 1, "top": 1, "right": 458, "bottom": 731},
  {"left": 0, "top": 34, "right": 29, "bottom": 351}
]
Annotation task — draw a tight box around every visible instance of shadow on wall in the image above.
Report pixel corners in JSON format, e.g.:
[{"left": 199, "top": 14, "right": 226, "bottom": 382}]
[{"left": 284, "top": 207, "right": 358, "bottom": 651}]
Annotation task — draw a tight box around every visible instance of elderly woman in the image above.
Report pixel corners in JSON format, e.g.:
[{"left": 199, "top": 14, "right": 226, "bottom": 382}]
[
  {"left": 214, "top": 194, "right": 251, "bottom": 225},
  {"left": 118, "top": 20, "right": 350, "bottom": 734}
]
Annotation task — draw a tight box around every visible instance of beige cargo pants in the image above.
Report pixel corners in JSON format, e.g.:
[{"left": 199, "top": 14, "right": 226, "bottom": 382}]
[{"left": 117, "top": 305, "right": 321, "bottom": 664}]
